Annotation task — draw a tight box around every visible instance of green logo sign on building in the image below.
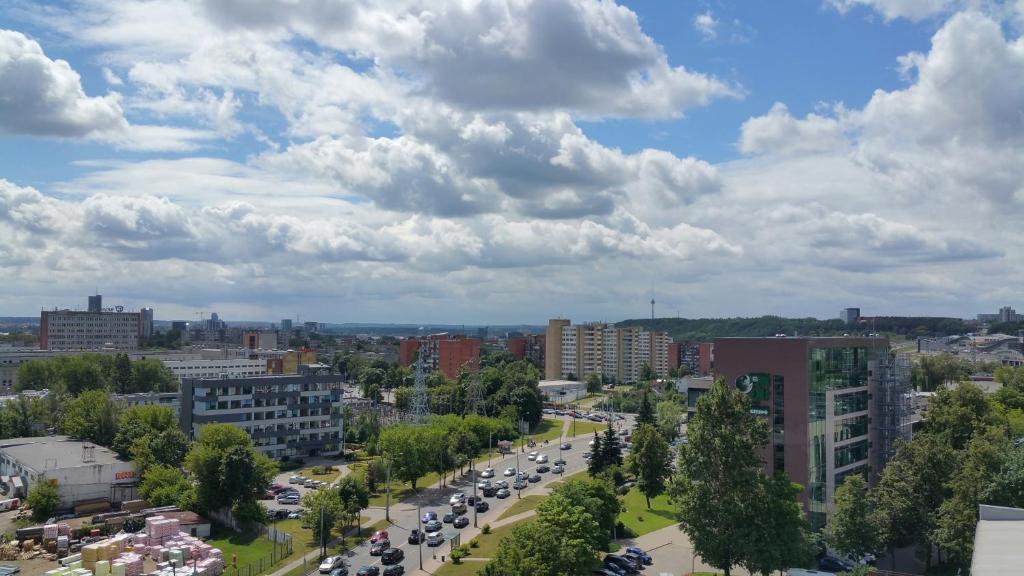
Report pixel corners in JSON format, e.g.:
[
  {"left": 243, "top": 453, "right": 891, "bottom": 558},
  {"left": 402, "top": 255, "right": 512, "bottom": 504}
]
[{"left": 736, "top": 373, "right": 770, "bottom": 402}]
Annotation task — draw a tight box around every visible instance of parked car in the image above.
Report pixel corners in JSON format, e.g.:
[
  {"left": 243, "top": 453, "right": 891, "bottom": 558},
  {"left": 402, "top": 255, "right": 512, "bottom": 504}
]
[
  {"left": 381, "top": 548, "right": 404, "bottom": 565},
  {"left": 370, "top": 530, "right": 390, "bottom": 544},
  {"left": 408, "top": 529, "right": 425, "bottom": 544},
  {"left": 289, "top": 475, "right": 304, "bottom": 484},
  {"left": 496, "top": 488, "right": 511, "bottom": 499},
  {"left": 319, "top": 556, "right": 344, "bottom": 573},
  {"left": 480, "top": 467, "right": 495, "bottom": 478},
  {"left": 369, "top": 540, "right": 389, "bottom": 556},
  {"left": 535, "top": 454, "right": 548, "bottom": 464},
  {"left": 260, "top": 491, "right": 275, "bottom": 500},
  {"left": 818, "top": 556, "right": 853, "bottom": 573},
  {"left": 443, "top": 512, "right": 455, "bottom": 524},
  {"left": 475, "top": 500, "right": 489, "bottom": 513},
  {"left": 382, "top": 566, "right": 404, "bottom": 576},
  {"left": 453, "top": 515, "right": 469, "bottom": 528},
  {"left": 604, "top": 555, "right": 639, "bottom": 574},
  {"left": 426, "top": 531, "right": 444, "bottom": 546},
  {"left": 624, "top": 547, "right": 652, "bottom": 565},
  {"left": 622, "top": 552, "right": 646, "bottom": 568},
  {"left": 536, "top": 464, "right": 550, "bottom": 473},
  {"left": 355, "top": 567, "right": 379, "bottom": 576},
  {"left": 421, "top": 511, "right": 437, "bottom": 524},
  {"left": 527, "top": 451, "right": 539, "bottom": 461},
  {"left": 424, "top": 519, "right": 442, "bottom": 532},
  {"left": 449, "top": 492, "right": 466, "bottom": 506},
  {"left": 504, "top": 467, "right": 516, "bottom": 476},
  {"left": 287, "top": 511, "right": 301, "bottom": 519},
  {"left": 278, "top": 496, "right": 299, "bottom": 505}
]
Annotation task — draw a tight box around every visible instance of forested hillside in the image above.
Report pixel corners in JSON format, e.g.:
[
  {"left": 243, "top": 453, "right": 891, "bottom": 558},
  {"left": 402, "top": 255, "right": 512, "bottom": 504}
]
[{"left": 617, "top": 315, "right": 970, "bottom": 341}]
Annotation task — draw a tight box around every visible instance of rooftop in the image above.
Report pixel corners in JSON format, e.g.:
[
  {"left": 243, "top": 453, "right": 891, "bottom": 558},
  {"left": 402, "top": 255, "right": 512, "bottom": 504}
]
[
  {"left": 0, "top": 436, "right": 129, "bottom": 471},
  {"left": 972, "top": 505, "right": 1024, "bottom": 576}
]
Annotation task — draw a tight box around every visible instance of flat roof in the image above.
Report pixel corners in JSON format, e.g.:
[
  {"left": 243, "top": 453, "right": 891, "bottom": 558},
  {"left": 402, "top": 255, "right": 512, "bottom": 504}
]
[
  {"left": 972, "top": 505, "right": 1024, "bottom": 576},
  {"left": 0, "top": 436, "right": 129, "bottom": 471},
  {"left": 539, "top": 380, "right": 586, "bottom": 388}
]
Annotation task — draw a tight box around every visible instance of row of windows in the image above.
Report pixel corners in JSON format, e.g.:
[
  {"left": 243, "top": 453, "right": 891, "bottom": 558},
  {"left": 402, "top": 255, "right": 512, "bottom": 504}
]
[
  {"left": 834, "top": 391, "right": 869, "bottom": 415},
  {"left": 834, "top": 439, "right": 869, "bottom": 468},
  {"left": 834, "top": 415, "right": 869, "bottom": 442}
]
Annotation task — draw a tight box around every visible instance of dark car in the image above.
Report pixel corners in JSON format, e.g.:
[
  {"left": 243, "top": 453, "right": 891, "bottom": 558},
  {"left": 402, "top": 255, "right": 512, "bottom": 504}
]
[
  {"left": 408, "top": 529, "right": 425, "bottom": 544},
  {"left": 369, "top": 540, "right": 389, "bottom": 556},
  {"left": 595, "top": 569, "right": 624, "bottom": 576},
  {"left": 466, "top": 496, "right": 476, "bottom": 506},
  {"left": 496, "top": 488, "right": 511, "bottom": 499},
  {"left": 536, "top": 464, "right": 550, "bottom": 473},
  {"left": 381, "top": 548, "right": 404, "bottom": 565},
  {"left": 560, "top": 442, "right": 572, "bottom": 450},
  {"left": 554, "top": 458, "right": 566, "bottom": 466},
  {"left": 622, "top": 552, "right": 646, "bottom": 568},
  {"left": 329, "top": 568, "right": 349, "bottom": 576},
  {"left": 421, "top": 511, "right": 437, "bottom": 523},
  {"left": 442, "top": 512, "right": 455, "bottom": 523},
  {"left": 482, "top": 486, "right": 497, "bottom": 497},
  {"left": 624, "top": 547, "right": 652, "bottom": 565},
  {"left": 819, "top": 556, "right": 854, "bottom": 572},
  {"left": 475, "top": 500, "right": 489, "bottom": 513},
  {"left": 382, "top": 567, "right": 404, "bottom": 576},
  {"left": 453, "top": 515, "right": 469, "bottom": 528},
  {"left": 424, "top": 519, "right": 442, "bottom": 532},
  {"left": 528, "top": 473, "right": 541, "bottom": 483},
  {"left": 356, "top": 567, "right": 379, "bottom": 576},
  {"left": 605, "top": 555, "right": 639, "bottom": 574}
]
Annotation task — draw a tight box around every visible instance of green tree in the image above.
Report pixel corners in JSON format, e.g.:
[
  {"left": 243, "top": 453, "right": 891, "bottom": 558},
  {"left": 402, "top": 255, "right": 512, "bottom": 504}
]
[
  {"left": 27, "top": 481, "right": 60, "bottom": 522},
  {"left": 112, "top": 405, "right": 181, "bottom": 459},
  {"left": 185, "top": 423, "right": 276, "bottom": 512},
  {"left": 336, "top": 476, "right": 370, "bottom": 534},
  {"left": 62, "top": 356, "right": 109, "bottom": 395},
  {"left": 670, "top": 379, "right": 768, "bottom": 576},
  {"left": 742, "top": 473, "right": 812, "bottom": 576},
  {"left": 548, "top": 478, "right": 620, "bottom": 546},
  {"left": 139, "top": 465, "right": 193, "bottom": 507},
  {"left": 923, "top": 383, "right": 1002, "bottom": 450},
  {"left": 302, "top": 489, "right": 342, "bottom": 543},
  {"left": 536, "top": 492, "right": 603, "bottom": 561},
  {"left": 827, "top": 475, "right": 881, "bottom": 560},
  {"left": 636, "top": 390, "right": 656, "bottom": 426},
  {"left": 587, "top": 431, "right": 604, "bottom": 477},
  {"left": 132, "top": 359, "right": 178, "bottom": 392},
  {"left": 379, "top": 425, "right": 432, "bottom": 489},
  {"left": 585, "top": 373, "right": 602, "bottom": 394},
  {"left": 639, "top": 363, "right": 656, "bottom": 382},
  {"left": 655, "top": 400, "right": 684, "bottom": 441},
  {"left": 599, "top": 422, "right": 623, "bottom": 470},
  {"left": 482, "top": 520, "right": 593, "bottom": 576},
  {"left": 626, "top": 424, "right": 671, "bottom": 508},
  {"left": 14, "top": 360, "right": 55, "bottom": 392},
  {"left": 60, "top": 389, "right": 119, "bottom": 445},
  {"left": 113, "top": 353, "right": 133, "bottom": 394},
  {"left": 982, "top": 445, "right": 1024, "bottom": 507},
  {"left": 872, "top": 455, "right": 927, "bottom": 571}
]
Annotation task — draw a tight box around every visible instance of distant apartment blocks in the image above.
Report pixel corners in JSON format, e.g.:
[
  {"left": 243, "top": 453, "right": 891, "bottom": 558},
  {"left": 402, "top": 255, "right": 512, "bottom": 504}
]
[
  {"left": 977, "top": 306, "right": 1022, "bottom": 324},
  {"left": 545, "top": 319, "right": 672, "bottom": 384},
  {"left": 399, "top": 334, "right": 481, "bottom": 378}
]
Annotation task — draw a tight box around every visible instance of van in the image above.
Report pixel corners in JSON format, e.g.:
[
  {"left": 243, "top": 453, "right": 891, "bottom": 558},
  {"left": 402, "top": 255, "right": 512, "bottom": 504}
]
[
  {"left": 786, "top": 570, "right": 836, "bottom": 576},
  {"left": 426, "top": 531, "right": 444, "bottom": 546}
]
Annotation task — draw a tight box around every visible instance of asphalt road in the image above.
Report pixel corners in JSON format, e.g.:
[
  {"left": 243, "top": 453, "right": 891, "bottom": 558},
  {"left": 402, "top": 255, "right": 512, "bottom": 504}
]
[{"left": 341, "top": 415, "right": 633, "bottom": 575}]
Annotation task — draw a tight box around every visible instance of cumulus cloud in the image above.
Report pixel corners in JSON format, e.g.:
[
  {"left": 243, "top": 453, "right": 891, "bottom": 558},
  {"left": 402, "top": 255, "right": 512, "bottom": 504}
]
[
  {"left": 739, "top": 103, "right": 849, "bottom": 155},
  {"left": 825, "top": 0, "right": 959, "bottom": 21},
  {"left": 0, "top": 29, "right": 125, "bottom": 137}
]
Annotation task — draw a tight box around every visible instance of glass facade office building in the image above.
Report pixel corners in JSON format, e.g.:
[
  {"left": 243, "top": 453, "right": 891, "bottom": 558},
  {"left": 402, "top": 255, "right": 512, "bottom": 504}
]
[{"left": 713, "top": 337, "right": 898, "bottom": 530}]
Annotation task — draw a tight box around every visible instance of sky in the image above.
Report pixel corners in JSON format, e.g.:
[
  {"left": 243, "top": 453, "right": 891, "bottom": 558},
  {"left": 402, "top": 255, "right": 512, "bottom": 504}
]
[{"left": 1, "top": 0, "right": 1023, "bottom": 324}]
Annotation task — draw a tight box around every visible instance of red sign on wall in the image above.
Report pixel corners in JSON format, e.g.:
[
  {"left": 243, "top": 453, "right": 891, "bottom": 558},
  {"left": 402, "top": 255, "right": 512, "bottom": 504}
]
[{"left": 114, "top": 471, "right": 136, "bottom": 481}]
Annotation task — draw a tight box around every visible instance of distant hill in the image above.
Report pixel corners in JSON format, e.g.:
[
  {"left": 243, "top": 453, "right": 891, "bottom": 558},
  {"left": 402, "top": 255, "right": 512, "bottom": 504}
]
[{"left": 616, "top": 316, "right": 971, "bottom": 342}]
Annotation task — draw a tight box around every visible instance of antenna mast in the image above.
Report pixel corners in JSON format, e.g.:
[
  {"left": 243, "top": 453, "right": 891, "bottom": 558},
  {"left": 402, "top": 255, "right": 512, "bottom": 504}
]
[{"left": 411, "top": 355, "right": 429, "bottom": 424}]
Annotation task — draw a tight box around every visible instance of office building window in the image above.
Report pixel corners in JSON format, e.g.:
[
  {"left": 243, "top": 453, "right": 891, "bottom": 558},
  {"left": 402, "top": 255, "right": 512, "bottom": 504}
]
[
  {"left": 772, "top": 375, "right": 785, "bottom": 474},
  {"left": 834, "top": 415, "right": 869, "bottom": 442},
  {"left": 835, "top": 439, "right": 869, "bottom": 468},
  {"left": 834, "top": 391, "right": 869, "bottom": 415}
]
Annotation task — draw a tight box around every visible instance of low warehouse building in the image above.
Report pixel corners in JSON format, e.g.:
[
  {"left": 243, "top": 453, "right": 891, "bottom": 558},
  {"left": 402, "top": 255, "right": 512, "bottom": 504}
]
[{"left": 0, "top": 436, "right": 137, "bottom": 510}]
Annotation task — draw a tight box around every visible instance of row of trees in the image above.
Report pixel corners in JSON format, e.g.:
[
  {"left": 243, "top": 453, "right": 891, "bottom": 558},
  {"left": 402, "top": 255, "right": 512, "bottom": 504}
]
[
  {"left": 828, "top": 382, "right": 1024, "bottom": 572},
  {"left": 378, "top": 414, "right": 518, "bottom": 489},
  {"left": 482, "top": 478, "right": 621, "bottom": 575},
  {"left": 16, "top": 353, "right": 176, "bottom": 395}
]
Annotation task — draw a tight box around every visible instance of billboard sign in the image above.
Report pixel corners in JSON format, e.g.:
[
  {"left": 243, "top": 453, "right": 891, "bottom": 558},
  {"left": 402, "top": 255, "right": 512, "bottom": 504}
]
[{"left": 735, "top": 373, "right": 770, "bottom": 402}]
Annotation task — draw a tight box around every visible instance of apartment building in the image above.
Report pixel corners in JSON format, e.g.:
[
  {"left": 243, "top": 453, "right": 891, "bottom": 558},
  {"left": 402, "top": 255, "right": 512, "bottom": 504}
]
[
  {"left": 713, "top": 336, "right": 910, "bottom": 529},
  {"left": 548, "top": 319, "right": 672, "bottom": 384},
  {"left": 179, "top": 370, "right": 344, "bottom": 459},
  {"left": 506, "top": 334, "right": 545, "bottom": 370},
  {"left": 399, "top": 334, "right": 481, "bottom": 379},
  {"left": 162, "top": 358, "right": 268, "bottom": 382}
]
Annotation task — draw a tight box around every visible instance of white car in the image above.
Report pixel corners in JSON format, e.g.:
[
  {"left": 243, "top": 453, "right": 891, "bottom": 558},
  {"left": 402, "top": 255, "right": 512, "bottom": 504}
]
[
  {"left": 318, "top": 556, "right": 344, "bottom": 573},
  {"left": 477, "top": 479, "right": 491, "bottom": 490},
  {"left": 535, "top": 454, "right": 548, "bottom": 464},
  {"left": 449, "top": 492, "right": 466, "bottom": 506},
  {"left": 504, "top": 467, "right": 516, "bottom": 477},
  {"left": 288, "top": 475, "right": 304, "bottom": 484},
  {"left": 480, "top": 467, "right": 495, "bottom": 478},
  {"left": 527, "top": 451, "right": 539, "bottom": 461},
  {"left": 426, "top": 531, "right": 445, "bottom": 547}
]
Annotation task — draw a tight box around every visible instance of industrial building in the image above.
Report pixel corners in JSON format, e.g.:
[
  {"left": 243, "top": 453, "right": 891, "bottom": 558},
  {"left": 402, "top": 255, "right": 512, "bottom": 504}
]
[
  {"left": 0, "top": 436, "right": 137, "bottom": 509},
  {"left": 545, "top": 319, "right": 672, "bottom": 384},
  {"left": 40, "top": 308, "right": 142, "bottom": 351},
  {"left": 713, "top": 336, "right": 911, "bottom": 529},
  {"left": 179, "top": 369, "right": 344, "bottom": 459},
  {"left": 538, "top": 379, "right": 588, "bottom": 404},
  {"left": 399, "top": 334, "right": 481, "bottom": 379}
]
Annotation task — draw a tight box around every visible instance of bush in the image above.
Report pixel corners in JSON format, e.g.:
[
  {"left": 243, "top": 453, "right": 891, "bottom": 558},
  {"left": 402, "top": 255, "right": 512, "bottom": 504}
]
[
  {"left": 450, "top": 547, "right": 466, "bottom": 564},
  {"left": 278, "top": 458, "right": 304, "bottom": 472},
  {"left": 481, "top": 523, "right": 491, "bottom": 534},
  {"left": 27, "top": 481, "right": 60, "bottom": 522},
  {"left": 469, "top": 538, "right": 479, "bottom": 548}
]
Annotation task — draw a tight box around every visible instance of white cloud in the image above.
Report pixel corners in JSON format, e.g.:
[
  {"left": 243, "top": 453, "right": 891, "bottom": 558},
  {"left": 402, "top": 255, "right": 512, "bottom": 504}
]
[
  {"left": 739, "top": 102, "right": 849, "bottom": 155},
  {"left": 694, "top": 10, "right": 719, "bottom": 40},
  {"left": 825, "top": 0, "right": 959, "bottom": 21},
  {"left": 0, "top": 29, "right": 126, "bottom": 137}
]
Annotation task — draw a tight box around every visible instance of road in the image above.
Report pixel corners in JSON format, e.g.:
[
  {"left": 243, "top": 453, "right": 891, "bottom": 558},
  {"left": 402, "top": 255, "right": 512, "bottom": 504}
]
[{"left": 339, "top": 412, "right": 634, "bottom": 575}]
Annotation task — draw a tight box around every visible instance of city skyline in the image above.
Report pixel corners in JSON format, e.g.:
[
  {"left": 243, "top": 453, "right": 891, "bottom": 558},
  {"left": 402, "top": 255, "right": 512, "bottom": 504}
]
[{"left": 2, "top": 1, "right": 1024, "bottom": 323}]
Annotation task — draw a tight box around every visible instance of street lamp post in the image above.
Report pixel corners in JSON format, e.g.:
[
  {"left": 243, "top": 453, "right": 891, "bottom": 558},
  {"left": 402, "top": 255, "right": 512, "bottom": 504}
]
[
  {"left": 472, "top": 457, "right": 478, "bottom": 527},
  {"left": 417, "top": 501, "right": 423, "bottom": 571},
  {"left": 384, "top": 454, "right": 393, "bottom": 522},
  {"left": 515, "top": 449, "right": 521, "bottom": 499},
  {"left": 488, "top": 432, "right": 492, "bottom": 467}
]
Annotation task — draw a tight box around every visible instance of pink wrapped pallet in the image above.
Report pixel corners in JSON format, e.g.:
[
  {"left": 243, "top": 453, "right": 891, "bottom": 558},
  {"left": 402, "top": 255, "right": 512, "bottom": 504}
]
[
  {"left": 43, "top": 524, "right": 59, "bottom": 539},
  {"left": 57, "top": 523, "right": 71, "bottom": 536}
]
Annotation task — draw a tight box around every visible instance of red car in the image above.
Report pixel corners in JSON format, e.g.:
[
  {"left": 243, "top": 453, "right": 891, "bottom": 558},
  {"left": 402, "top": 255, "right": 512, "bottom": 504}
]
[
  {"left": 370, "top": 530, "right": 389, "bottom": 544},
  {"left": 270, "top": 483, "right": 284, "bottom": 491},
  {"left": 260, "top": 491, "right": 275, "bottom": 500}
]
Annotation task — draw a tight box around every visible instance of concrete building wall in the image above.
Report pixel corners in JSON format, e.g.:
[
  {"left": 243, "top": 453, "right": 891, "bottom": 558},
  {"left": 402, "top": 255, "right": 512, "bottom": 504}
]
[
  {"left": 545, "top": 319, "right": 570, "bottom": 380},
  {"left": 40, "top": 310, "right": 141, "bottom": 350}
]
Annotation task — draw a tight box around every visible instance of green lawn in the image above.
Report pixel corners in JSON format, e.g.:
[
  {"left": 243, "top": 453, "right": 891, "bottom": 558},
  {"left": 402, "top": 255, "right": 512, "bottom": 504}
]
[
  {"left": 435, "top": 560, "right": 487, "bottom": 576},
  {"left": 566, "top": 419, "right": 608, "bottom": 438},
  {"left": 296, "top": 465, "right": 342, "bottom": 483},
  {"left": 516, "top": 418, "right": 564, "bottom": 447},
  {"left": 471, "top": 518, "right": 531, "bottom": 558},
  {"left": 208, "top": 526, "right": 284, "bottom": 575},
  {"left": 617, "top": 487, "right": 677, "bottom": 537},
  {"left": 496, "top": 495, "right": 545, "bottom": 521},
  {"left": 347, "top": 460, "right": 443, "bottom": 506}
]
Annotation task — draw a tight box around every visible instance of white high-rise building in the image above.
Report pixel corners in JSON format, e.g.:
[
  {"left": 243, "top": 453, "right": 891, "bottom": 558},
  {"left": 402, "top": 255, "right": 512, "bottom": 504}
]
[{"left": 548, "top": 319, "right": 672, "bottom": 384}]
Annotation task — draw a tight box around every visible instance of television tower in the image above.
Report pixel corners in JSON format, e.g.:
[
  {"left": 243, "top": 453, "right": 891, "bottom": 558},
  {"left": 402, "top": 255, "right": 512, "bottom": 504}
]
[{"left": 650, "top": 290, "right": 656, "bottom": 321}]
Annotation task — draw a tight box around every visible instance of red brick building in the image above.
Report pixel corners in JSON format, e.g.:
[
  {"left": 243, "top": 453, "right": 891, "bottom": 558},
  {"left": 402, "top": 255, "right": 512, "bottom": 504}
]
[{"left": 399, "top": 334, "right": 481, "bottom": 379}]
